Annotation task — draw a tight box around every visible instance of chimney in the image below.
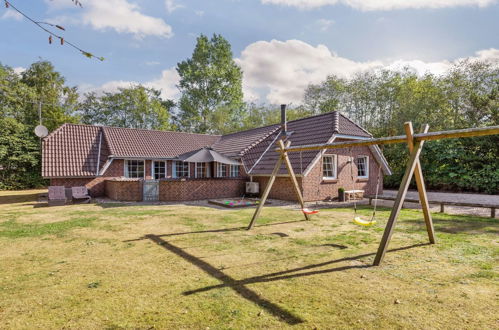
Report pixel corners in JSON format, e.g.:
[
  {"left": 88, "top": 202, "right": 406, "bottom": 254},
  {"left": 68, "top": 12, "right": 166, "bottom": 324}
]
[
  {"left": 281, "top": 104, "right": 287, "bottom": 135},
  {"left": 332, "top": 111, "right": 339, "bottom": 134}
]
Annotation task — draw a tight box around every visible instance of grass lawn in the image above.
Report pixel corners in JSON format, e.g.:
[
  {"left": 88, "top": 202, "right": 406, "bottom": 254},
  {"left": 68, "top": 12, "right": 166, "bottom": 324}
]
[{"left": 0, "top": 190, "right": 497, "bottom": 329}]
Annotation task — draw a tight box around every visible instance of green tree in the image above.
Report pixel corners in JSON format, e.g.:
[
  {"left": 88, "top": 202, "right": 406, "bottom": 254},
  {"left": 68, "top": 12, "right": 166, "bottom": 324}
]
[
  {"left": 79, "top": 85, "right": 174, "bottom": 130},
  {"left": 176, "top": 34, "right": 243, "bottom": 133}
]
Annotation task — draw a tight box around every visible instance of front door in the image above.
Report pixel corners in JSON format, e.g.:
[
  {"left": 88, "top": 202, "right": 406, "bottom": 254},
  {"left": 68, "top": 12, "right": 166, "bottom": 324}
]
[{"left": 143, "top": 180, "right": 159, "bottom": 201}]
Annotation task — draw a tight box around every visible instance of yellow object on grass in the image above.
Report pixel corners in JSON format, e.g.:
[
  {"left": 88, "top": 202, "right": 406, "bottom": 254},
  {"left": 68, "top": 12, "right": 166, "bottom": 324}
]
[{"left": 353, "top": 217, "right": 376, "bottom": 226}]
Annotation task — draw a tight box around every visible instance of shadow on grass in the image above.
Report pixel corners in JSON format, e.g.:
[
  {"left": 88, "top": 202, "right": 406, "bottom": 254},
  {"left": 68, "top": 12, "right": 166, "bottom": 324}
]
[
  {"left": 0, "top": 193, "right": 41, "bottom": 205},
  {"left": 143, "top": 229, "right": 429, "bottom": 325},
  {"left": 403, "top": 215, "right": 498, "bottom": 235},
  {"left": 124, "top": 220, "right": 308, "bottom": 242},
  {"left": 146, "top": 234, "right": 305, "bottom": 325}
]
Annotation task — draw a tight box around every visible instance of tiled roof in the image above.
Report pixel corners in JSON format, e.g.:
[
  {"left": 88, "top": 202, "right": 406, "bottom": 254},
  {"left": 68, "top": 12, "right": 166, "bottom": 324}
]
[
  {"left": 244, "top": 111, "right": 371, "bottom": 175},
  {"left": 211, "top": 124, "right": 280, "bottom": 157},
  {"left": 42, "top": 124, "right": 103, "bottom": 177},
  {"left": 42, "top": 111, "right": 378, "bottom": 178},
  {"left": 102, "top": 126, "right": 220, "bottom": 158}
]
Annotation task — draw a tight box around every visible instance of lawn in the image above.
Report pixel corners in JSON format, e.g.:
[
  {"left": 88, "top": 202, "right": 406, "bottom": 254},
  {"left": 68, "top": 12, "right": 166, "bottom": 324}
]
[{"left": 0, "top": 190, "right": 497, "bottom": 329}]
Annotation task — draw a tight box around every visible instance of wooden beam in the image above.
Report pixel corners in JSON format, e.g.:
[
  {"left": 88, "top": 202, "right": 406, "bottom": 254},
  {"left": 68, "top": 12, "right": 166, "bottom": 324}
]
[
  {"left": 373, "top": 125, "right": 428, "bottom": 266},
  {"left": 247, "top": 151, "right": 284, "bottom": 230},
  {"left": 278, "top": 139, "right": 310, "bottom": 221},
  {"left": 281, "top": 125, "right": 499, "bottom": 153},
  {"left": 404, "top": 123, "right": 435, "bottom": 244}
]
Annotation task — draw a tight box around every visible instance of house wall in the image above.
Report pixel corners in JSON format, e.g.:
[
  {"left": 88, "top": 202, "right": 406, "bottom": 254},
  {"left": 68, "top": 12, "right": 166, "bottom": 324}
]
[
  {"left": 252, "top": 144, "right": 383, "bottom": 202},
  {"left": 105, "top": 179, "right": 143, "bottom": 201},
  {"left": 302, "top": 146, "right": 383, "bottom": 202},
  {"left": 50, "top": 159, "right": 125, "bottom": 197},
  {"left": 159, "top": 178, "right": 245, "bottom": 201}
]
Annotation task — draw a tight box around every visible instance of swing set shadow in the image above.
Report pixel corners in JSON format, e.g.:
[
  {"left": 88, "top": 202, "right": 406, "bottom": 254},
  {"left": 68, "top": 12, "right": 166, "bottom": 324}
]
[{"left": 144, "top": 233, "right": 429, "bottom": 325}]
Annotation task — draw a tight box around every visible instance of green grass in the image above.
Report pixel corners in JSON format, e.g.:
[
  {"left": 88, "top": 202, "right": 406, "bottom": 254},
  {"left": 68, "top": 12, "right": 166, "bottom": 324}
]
[{"left": 0, "top": 190, "right": 497, "bottom": 329}]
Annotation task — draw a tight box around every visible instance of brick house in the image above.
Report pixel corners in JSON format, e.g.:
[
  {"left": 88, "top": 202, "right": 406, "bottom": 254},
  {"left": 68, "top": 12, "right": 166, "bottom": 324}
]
[{"left": 42, "top": 110, "right": 391, "bottom": 202}]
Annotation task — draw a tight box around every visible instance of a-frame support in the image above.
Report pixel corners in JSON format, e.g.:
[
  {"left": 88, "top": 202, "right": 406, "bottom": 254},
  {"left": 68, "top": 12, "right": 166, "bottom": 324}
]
[
  {"left": 373, "top": 123, "right": 434, "bottom": 265},
  {"left": 247, "top": 139, "right": 309, "bottom": 230}
]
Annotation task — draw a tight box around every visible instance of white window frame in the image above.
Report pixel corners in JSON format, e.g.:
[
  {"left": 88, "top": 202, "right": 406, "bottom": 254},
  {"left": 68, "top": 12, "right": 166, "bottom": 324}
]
[
  {"left": 152, "top": 160, "right": 167, "bottom": 180},
  {"left": 322, "top": 154, "right": 337, "bottom": 180},
  {"left": 195, "top": 162, "right": 211, "bottom": 178},
  {"left": 356, "top": 155, "right": 369, "bottom": 179},
  {"left": 173, "top": 161, "right": 190, "bottom": 178},
  {"left": 229, "top": 165, "right": 239, "bottom": 178},
  {"left": 217, "top": 163, "right": 227, "bottom": 178},
  {"left": 124, "top": 159, "right": 145, "bottom": 179}
]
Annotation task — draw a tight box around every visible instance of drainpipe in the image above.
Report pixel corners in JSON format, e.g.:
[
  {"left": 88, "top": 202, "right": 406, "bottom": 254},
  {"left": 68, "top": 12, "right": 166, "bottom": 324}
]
[{"left": 95, "top": 130, "right": 102, "bottom": 176}]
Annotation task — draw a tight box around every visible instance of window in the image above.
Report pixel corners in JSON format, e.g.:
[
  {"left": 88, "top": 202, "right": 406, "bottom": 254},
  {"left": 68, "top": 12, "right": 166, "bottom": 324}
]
[
  {"left": 125, "top": 160, "right": 144, "bottom": 178},
  {"left": 173, "top": 161, "right": 189, "bottom": 178},
  {"left": 217, "top": 163, "right": 227, "bottom": 178},
  {"left": 195, "top": 162, "right": 210, "bottom": 178},
  {"left": 356, "top": 156, "right": 369, "bottom": 178},
  {"left": 153, "top": 161, "right": 166, "bottom": 179},
  {"left": 230, "top": 165, "right": 239, "bottom": 177},
  {"left": 322, "top": 155, "right": 337, "bottom": 179}
]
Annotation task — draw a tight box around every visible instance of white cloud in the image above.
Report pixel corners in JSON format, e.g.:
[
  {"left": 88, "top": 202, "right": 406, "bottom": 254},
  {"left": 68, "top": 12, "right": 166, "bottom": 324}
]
[
  {"left": 47, "top": 0, "right": 173, "bottom": 38},
  {"left": 236, "top": 39, "right": 381, "bottom": 104},
  {"left": 82, "top": 67, "right": 180, "bottom": 100},
  {"left": 1, "top": 9, "right": 23, "bottom": 21},
  {"left": 165, "top": 0, "right": 184, "bottom": 13},
  {"left": 316, "top": 18, "right": 334, "bottom": 31},
  {"left": 261, "top": 0, "right": 498, "bottom": 10},
  {"left": 13, "top": 67, "right": 26, "bottom": 75},
  {"left": 236, "top": 39, "right": 499, "bottom": 104}
]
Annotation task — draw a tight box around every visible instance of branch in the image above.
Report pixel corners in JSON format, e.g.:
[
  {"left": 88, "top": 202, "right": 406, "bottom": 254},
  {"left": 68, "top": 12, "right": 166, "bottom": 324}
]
[{"left": 4, "top": 0, "right": 104, "bottom": 61}]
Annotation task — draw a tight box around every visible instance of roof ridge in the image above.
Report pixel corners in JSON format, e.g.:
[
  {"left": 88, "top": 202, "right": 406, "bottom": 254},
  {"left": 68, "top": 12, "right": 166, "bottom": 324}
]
[
  {"left": 64, "top": 123, "right": 222, "bottom": 137},
  {"left": 238, "top": 126, "right": 282, "bottom": 157},
  {"left": 338, "top": 112, "right": 373, "bottom": 137}
]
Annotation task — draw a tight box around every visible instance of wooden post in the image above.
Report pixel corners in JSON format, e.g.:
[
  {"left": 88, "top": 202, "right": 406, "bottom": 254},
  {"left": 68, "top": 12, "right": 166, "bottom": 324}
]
[
  {"left": 247, "top": 154, "right": 284, "bottom": 230},
  {"left": 440, "top": 204, "right": 445, "bottom": 213},
  {"left": 278, "top": 140, "right": 310, "bottom": 221},
  {"left": 492, "top": 208, "right": 496, "bottom": 218},
  {"left": 373, "top": 123, "right": 428, "bottom": 266},
  {"left": 404, "top": 123, "right": 435, "bottom": 244}
]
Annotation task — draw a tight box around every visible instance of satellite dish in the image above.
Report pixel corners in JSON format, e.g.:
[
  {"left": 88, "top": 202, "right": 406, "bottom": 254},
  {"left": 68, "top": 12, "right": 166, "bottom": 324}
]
[{"left": 35, "top": 125, "right": 48, "bottom": 138}]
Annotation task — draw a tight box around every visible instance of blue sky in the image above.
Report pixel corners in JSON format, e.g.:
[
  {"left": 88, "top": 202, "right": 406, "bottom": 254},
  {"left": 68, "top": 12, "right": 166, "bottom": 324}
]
[{"left": 1, "top": 0, "right": 498, "bottom": 103}]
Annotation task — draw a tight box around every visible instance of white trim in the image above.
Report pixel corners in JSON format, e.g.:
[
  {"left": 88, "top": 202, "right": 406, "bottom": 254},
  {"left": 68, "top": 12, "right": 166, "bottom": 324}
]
[
  {"left": 247, "top": 129, "right": 282, "bottom": 174},
  {"left": 95, "top": 131, "right": 102, "bottom": 176},
  {"left": 99, "top": 158, "right": 114, "bottom": 176},
  {"left": 124, "top": 159, "right": 146, "bottom": 179},
  {"left": 152, "top": 160, "right": 167, "bottom": 180},
  {"left": 302, "top": 135, "right": 337, "bottom": 177},
  {"left": 356, "top": 155, "right": 369, "bottom": 179},
  {"left": 322, "top": 154, "right": 337, "bottom": 180}
]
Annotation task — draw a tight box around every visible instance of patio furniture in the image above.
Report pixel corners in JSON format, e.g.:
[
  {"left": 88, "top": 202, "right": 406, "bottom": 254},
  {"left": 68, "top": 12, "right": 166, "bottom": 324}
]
[
  {"left": 71, "top": 186, "right": 91, "bottom": 203},
  {"left": 48, "top": 186, "right": 67, "bottom": 206}
]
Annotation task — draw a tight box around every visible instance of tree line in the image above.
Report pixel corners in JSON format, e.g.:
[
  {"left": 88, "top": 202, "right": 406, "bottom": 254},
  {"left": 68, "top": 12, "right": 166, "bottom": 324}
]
[{"left": 1, "top": 34, "right": 497, "bottom": 193}]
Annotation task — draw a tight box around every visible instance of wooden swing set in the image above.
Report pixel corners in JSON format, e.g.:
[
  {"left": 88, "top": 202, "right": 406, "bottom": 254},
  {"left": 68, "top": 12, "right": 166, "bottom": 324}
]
[{"left": 247, "top": 121, "right": 499, "bottom": 266}]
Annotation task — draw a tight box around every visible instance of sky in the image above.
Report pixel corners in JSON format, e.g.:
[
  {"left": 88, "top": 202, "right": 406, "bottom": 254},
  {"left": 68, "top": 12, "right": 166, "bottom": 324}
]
[{"left": 1, "top": 0, "right": 498, "bottom": 104}]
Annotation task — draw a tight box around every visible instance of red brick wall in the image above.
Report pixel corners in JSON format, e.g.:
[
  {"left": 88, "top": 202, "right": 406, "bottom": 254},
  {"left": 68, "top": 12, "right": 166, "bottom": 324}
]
[
  {"left": 49, "top": 159, "right": 125, "bottom": 197},
  {"left": 159, "top": 178, "right": 245, "bottom": 201},
  {"left": 105, "top": 179, "right": 143, "bottom": 201},
  {"left": 251, "top": 145, "right": 383, "bottom": 202}
]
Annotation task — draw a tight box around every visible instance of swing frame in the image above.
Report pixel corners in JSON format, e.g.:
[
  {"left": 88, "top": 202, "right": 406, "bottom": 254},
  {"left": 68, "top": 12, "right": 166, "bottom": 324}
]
[{"left": 247, "top": 122, "right": 499, "bottom": 266}]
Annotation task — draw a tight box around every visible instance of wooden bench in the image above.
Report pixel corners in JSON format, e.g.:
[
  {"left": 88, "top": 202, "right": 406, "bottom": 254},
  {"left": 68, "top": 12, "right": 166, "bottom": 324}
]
[
  {"left": 367, "top": 195, "right": 498, "bottom": 218},
  {"left": 345, "top": 190, "right": 364, "bottom": 201}
]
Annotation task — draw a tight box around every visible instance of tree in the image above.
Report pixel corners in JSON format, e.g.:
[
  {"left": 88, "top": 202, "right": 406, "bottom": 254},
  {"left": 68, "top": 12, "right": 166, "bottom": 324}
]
[
  {"left": 79, "top": 86, "right": 174, "bottom": 130},
  {"left": 176, "top": 34, "right": 243, "bottom": 134}
]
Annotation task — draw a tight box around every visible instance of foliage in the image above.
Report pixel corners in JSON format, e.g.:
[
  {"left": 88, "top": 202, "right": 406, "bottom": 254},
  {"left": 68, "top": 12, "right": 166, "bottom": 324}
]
[
  {"left": 79, "top": 86, "right": 174, "bottom": 130},
  {"left": 176, "top": 34, "right": 243, "bottom": 133},
  {"left": 0, "top": 117, "right": 44, "bottom": 189},
  {"left": 304, "top": 61, "right": 499, "bottom": 193}
]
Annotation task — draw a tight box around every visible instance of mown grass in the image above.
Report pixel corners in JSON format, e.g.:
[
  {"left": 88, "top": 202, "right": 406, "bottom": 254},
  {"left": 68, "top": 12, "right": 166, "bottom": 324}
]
[{"left": 0, "top": 189, "right": 497, "bottom": 329}]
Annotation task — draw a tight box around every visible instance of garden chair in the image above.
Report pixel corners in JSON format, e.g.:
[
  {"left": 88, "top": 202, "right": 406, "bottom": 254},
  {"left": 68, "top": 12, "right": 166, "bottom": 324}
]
[
  {"left": 48, "top": 186, "right": 67, "bottom": 206},
  {"left": 71, "top": 186, "right": 91, "bottom": 203}
]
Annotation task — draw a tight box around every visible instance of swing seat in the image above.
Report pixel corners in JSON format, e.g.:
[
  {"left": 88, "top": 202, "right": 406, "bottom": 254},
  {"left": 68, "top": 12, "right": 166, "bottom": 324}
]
[
  {"left": 302, "top": 208, "right": 319, "bottom": 215},
  {"left": 353, "top": 216, "right": 376, "bottom": 226}
]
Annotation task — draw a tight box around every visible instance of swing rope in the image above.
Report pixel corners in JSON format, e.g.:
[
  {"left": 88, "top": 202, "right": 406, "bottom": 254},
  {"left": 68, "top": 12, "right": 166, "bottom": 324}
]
[
  {"left": 300, "top": 150, "right": 319, "bottom": 215},
  {"left": 349, "top": 146, "right": 379, "bottom": 226}
]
